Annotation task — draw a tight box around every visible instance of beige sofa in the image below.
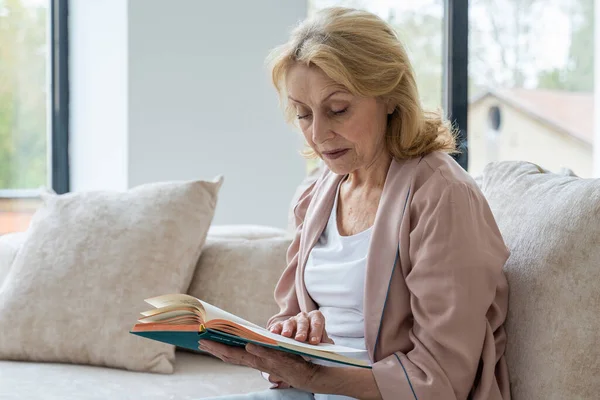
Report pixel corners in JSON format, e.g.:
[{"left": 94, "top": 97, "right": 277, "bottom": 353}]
[
  {"left": 0, "top": 225, "right": 289, "bottom": 399},
  {"left": 1, "top": 160, "right": 598, "bottom": 399}
]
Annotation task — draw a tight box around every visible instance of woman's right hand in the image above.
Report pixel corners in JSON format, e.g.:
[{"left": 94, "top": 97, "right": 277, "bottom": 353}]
[{"left": 269, "top": 311, "right": 334, "bottom": 345}]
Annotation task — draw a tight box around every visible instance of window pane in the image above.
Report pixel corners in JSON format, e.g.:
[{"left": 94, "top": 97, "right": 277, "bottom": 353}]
[
  {"left": 468, "top": 0, "right": 594, "bottom": 178},
  {"left": 306, "top": 0, "right": 444, "bottom": 172},
  {"left": 0, "top": 0, "right": 48, "bottom": 234}
]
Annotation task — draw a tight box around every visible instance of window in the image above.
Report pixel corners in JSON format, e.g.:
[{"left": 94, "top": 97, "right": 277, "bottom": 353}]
[
  {"left": 468, "top": 0, "right": 595, "bottom": 177},
  {"left": 305, "top": 1, "right": 596, "bottom": 178},
  {"left": 0, "top": 0, "right": 68, "bottom": 235}
]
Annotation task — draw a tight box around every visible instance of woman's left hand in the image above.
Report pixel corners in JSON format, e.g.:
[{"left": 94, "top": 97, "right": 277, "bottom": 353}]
[{"left": 198, "top": 340, "right": 322, "bottom": 392}]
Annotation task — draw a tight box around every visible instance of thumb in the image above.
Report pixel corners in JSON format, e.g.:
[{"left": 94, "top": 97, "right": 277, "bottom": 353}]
[
  {"left": 268, "top": 374, "right": 284, "bottom": 384},
  {"left": 322, "top": 329, "right": 335, "bottom": 344}
]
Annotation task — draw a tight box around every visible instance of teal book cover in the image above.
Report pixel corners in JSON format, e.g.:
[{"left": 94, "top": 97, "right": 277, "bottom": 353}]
[{"left": 130, "top": 328, "right": 372, "bottom": 369}]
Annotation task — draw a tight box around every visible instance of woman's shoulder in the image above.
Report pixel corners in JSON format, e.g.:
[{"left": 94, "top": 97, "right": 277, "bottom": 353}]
[
  {"left": 416, "top": 151, "right": 475, "bottom": 186},
  {"left": 396, "top": 151, "right": 485, "bottom": 207}
]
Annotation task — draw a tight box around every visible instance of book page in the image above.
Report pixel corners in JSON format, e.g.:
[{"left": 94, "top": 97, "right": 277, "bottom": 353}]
[
  {"left": 138, "top": 309, "right": 202, "bottom": 323},
  {"left": 242, "top": 324, "right": 367, "bottom": 354},
  {"left": 144, "top": 294, "right": 264, "bottom": 329},
  {"left": 145, "top": 294, "right": 204, "bottom": 310},
  {"left": 195, "top": 301, "right": 364, "bottom": 355},
  {"left": 142, "top": 294, "right": 365, "bottom": 356},
  {"left": 280, "top": 342, "right": 371, "bottom": 367},
  {"left": 141, "top": 305, "right": 201, "bottom": 317},
  {"left": 200, "top": 300, "right": 264, "bottom": 330}
]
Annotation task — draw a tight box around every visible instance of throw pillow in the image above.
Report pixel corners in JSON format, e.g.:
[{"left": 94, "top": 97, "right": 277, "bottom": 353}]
[
  {"left": 479, "top": 161, "right": 600, "bottom": 399},
  {"left": 0, "top": 177, "right": 223, "bottom": 374},
  {"left": 0, "top": 232, "right": 27, "bottom": 285}
]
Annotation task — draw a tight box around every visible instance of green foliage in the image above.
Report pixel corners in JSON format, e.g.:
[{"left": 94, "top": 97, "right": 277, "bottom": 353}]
[
  {"left": 0, "top": 0, "right": 48, "bottom": 190},
  {"left": 538, "top": 69, "right": 569, "bottom": 90}
]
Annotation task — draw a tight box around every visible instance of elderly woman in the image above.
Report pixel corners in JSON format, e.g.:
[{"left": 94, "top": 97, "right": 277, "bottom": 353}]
[{"left": 199, "top": 7, "right": 510, "bottom": 400}]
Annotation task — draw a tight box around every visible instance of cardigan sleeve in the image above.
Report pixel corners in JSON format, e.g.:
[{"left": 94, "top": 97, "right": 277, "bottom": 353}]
[
  {"left": 372, "top": 177, "right": 510, "bottom": 400},
  {"left": 266, "top": 178, "right": 318, "bottom": 329}
]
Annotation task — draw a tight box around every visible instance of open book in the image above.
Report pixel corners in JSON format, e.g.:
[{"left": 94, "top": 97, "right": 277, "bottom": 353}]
[{"left": 129, "top": 294, "right": 371, "bottom": 369}]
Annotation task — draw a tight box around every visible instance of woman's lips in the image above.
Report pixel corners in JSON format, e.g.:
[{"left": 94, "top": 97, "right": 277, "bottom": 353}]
[{"left": 322, "top": 149, "right": 349, "bottom": 160}]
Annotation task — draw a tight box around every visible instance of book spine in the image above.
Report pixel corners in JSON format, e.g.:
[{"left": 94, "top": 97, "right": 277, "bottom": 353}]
[{"left": 200, "top": 330, "right": 250, "bottom": 348}]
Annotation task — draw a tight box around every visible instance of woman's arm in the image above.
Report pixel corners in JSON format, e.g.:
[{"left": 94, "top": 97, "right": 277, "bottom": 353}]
[
  {"left": 370, "top": 178, "right": 510, "bottom": 400},
  {"left": 313, "top": 366, "right": 382, "bottom": 400},
  {"left": 199, "top": 341, "right": 380, "bottom": 396}
]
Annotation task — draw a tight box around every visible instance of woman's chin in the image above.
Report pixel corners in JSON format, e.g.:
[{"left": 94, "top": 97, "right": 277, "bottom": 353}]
[{"left": 322, "top": 161, "right": 351, "bottom": 176}]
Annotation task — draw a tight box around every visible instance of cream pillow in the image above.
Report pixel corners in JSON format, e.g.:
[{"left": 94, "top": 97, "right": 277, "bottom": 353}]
[
  {"left": 0, "top": 177, "right": 223, "bottom": 374},
  {"left": 0, "top": 232, "right": 27, "bottom": 284},
  {"left": 479, "top": 161, "right": 600, "bottom": 399}
]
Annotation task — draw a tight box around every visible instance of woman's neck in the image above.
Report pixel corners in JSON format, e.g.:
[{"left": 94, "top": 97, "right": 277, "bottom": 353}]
[{"left": 344, "top": 151, "right": 392, "bottom": 192}]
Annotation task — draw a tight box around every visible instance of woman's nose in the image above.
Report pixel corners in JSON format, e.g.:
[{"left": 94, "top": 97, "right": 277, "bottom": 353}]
[{"left": 311, "top": 114, "right": 333, "bottom": 144}]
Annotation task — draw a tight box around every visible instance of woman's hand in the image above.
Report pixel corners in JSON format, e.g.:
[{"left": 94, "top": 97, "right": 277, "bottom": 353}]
[
  {"left": 198, "top": 340, "right": 322, "bottom": 392},
  {"left": 264, "top": 372, "right": 291, "bottom": 389},
  {"left": 199, "top": 341, "right": 382, "bottom": 398},
  {"left": 268, "top": 311, "right": 334, "bottom": 345}
]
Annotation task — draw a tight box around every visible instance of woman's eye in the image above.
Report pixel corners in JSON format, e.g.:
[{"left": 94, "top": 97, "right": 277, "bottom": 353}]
[
  {"left": 332, "top": 108, "right": 348, "bottom": 116},
  {"left": 297, "top": 114, "right": 311, "bottom": 120}
]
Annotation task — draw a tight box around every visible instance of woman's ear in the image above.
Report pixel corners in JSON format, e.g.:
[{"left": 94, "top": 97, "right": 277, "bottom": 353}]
[{"left": 386, "top": 99, "right": 396, "bottom": 115}]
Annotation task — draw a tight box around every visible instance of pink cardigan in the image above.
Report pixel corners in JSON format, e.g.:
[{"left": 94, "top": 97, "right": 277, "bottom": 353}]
[{"left": 267, "top": 152, "right": 511, "bottom": 400}]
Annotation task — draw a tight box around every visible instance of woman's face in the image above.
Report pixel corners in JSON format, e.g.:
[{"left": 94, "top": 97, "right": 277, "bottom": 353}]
[{"left": 285, "top": 63, "right": 392, "bottom": 175}]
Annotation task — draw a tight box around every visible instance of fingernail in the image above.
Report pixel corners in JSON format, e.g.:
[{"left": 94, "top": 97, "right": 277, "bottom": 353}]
[
  {"left": 282, "top": 329, "right": 290, "bottom": 334},
  {"left": 311, "top": 337, "right": 318, "bottom": 343},
  {"left": 269, "top": 383, "right": 280, "bottom": 389}
]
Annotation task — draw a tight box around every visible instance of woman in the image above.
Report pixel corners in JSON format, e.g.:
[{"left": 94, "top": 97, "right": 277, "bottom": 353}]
[{"left": 200, "top": 7, "right": 510, "bottom": 400}]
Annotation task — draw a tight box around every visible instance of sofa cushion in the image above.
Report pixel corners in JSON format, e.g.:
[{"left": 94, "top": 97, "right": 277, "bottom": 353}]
[
  {"left": 188, "top": 234, "right": 292, "bottom": 327},
  {"left": 0, "top": 232, "right": 27, "bottom": 284},
  {"left": 479, "top": 161, "right": 600, "bottom": 399},
  {"left": 207, "top": 224, "right": 288, "bottom": 241},
  {"left": 0, "top": 351, "right": 269, "bottom": 399},
  {"left": 0, "top": 177, "right": 223, "bottom": 374}
]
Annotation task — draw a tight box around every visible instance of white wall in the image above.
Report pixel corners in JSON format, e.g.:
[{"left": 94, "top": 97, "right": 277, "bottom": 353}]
[
  {"left": 127, "top": 0, "right": 307, "bottom": 227},
  {"left": 70, "top": 0, "right": 308, "bottom": 228},
  {"left": 69, "top": 0, "right": 129, "bottom": 191}
]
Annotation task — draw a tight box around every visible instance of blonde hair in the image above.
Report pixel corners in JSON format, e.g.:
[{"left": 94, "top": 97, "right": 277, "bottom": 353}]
[{"left": 267, "top": 7, "right": 458, "bottom": 160}]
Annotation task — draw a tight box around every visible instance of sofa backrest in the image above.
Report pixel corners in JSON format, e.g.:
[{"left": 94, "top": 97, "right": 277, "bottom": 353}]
[
  {"left": 479, "top": 161, "right": 600, "bottom": 400},
  {"left": 189, "top": 225, "right": 292, "bottom": 327}
]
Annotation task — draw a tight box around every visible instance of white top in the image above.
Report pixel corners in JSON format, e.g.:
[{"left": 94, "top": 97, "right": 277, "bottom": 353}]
[{"left": 304, "top": 181, "right": 372, "bottom": 400}]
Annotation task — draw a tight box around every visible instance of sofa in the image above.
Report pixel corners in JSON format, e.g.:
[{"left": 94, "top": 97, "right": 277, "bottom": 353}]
[{"left": 0, "top": 160, "right": 599, "bottom": 399}]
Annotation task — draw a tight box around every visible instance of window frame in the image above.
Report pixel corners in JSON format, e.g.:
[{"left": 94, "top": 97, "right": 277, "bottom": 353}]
[
  {"left": 443, "top": 0, "right": 469, "bottom": 170},
  {"left": 51, "top": 0, "right": 70, "bottom": 194},
  {"left": 0, "top": 0, "right": 70, "bottom": 200}
]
